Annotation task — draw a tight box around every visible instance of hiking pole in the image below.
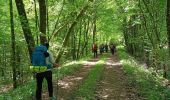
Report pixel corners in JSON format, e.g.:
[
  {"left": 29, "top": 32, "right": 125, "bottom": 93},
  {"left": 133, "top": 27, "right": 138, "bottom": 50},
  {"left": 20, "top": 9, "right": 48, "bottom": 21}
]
[{"left": 56, "top": 65, "right": 59, "bottom": 100}]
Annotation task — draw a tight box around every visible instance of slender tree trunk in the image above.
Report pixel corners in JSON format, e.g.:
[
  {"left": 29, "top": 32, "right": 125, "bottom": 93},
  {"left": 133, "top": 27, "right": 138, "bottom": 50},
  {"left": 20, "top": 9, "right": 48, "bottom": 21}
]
[
  {"left": 10, "top": 0, "right": 17, "bottom": 88},
  {"left": 0, "top": 68, "right": 4, "bottom": 77},
  {"left": 55, "top": 5, "right": 89, "bottom": 63},
  {"left": 2, "top": 36, "right": 6, "bottom": 79},
  {"left": 92, "top": 0, "right": 96, "bottom": 43},
  {"left": 86, "top": 20, "right": 90, "bottom": 55},
  {"left": 46, "top": 0, "right": 50, "bottom": 41},
  {"left": 122, "top": 19, "right": 129, "bottom": 48},
  {"left": 51, "top": 0, "right": 65, "bottom": 36},
  {"left": 93, "top": 21, "right": 96, "bottom": 43},
  {"left": 0, "top": 58, "right": 4, "bottom": 77},
  {"left": 49, "top": 23, "right": 68, "bottom": 41},
  {"left": 167, "top": 0, "right": 170, "bottom": 54},
  {"left": 165, "top": 0, "right": 170, "bottom": 78},
  {"left": 71, "top": 29, "right": 76, "bottom": 60},
  {"left": 34, "top": 0, "right": 39, "bottom": 45},
  {"left": 39, "top": 0, "right": 47, "bottom": 44},
  {"left": 16, "top": 45, "right": 21, "bottom": 84},
  {"left": 15, "top": 0, "right": 35, "bottom": 60},
  {"left": 77, "top": 22, "right": 82, "bottom": 59},
  {"left": 163, "top": 64, "right": 167, "bottom": 78},
  {"left": 141, "top": 0, "right": 160, "bottom": 44},
  {"left": 81, "top": 19, "right": 87, "bottom": 55},
  {"left": 93, "top": 13, "right": 96, "bottom": 43}
]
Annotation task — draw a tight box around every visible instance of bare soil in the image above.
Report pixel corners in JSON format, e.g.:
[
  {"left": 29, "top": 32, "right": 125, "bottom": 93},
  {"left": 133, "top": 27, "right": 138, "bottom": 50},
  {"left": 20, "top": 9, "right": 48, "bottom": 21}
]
[
  {"left": 0, "top": 83, "right": 13, "bottom": 93},
  {"left": 42, "top": 58, "right": 99, "bottom": 100},
  {"left": 41, "top": 53, "right": 140, "bottom": 100},
  {"left": 95, "top": 53, "right": 139, "bottom": 100}
]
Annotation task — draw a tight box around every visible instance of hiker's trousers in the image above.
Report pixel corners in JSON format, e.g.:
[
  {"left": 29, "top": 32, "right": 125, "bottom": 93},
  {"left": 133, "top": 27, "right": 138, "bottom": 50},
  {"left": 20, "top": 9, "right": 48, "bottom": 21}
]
[
  {"left": 93, "top": 50, "right": 97, "bottom": 58},
  {"left": 36, "top": 71, "right": 53, "bottom": 100}
]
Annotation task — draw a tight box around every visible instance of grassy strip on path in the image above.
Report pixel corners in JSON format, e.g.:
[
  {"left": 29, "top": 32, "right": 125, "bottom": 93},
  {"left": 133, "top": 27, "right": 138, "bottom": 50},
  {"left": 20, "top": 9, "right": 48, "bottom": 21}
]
[
  {"left": 0, "top": 63, "right": 83, "bottom": 100},
  {"left": 117, "top": 45, "right": 170, "bottom": 100},
  {"left": 73, "top": 56, "right": 108, "bottom": 100}
]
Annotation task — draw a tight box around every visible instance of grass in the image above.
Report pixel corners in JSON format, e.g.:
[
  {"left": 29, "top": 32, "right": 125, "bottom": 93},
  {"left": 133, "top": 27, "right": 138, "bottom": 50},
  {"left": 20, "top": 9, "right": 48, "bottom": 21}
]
[
  {"left": 53, "top": 63, "right": 83, "bottom": 80},
  {"left": 0, "top": 80, "right": 35, "bottom": 100},
  {"left": 73, "top": 63, "right": 104, "bottom": 100},
  {"left": 117, "top": 45, "right": 170, "bottom": 100},
  {"left": 72, "top": 57, "right": 107, "bottom": 100},
  {"left": 0, "top": 63, "right": 83, "bottom": 100},
  {"left": 0, "top": 53, "right": 110, "bottom": 99}
]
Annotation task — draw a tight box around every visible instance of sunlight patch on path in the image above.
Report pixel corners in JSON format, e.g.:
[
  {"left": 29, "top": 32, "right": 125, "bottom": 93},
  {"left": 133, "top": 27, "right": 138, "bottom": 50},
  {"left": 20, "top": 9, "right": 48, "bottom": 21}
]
[
  {"left": 82, "top": 61, "right": 99, "bottom": 66},
  {"left": 58, "top": 76, "right": 83, "bottom": 89},
  {"left": 0, "top": 84, "right": 13, "bottom": 93},
  {"left": 62, "top": 59, "right": 99, "bottom": 67},
  {"left": 96, "top": 54, "right": 129, "bottom": 100},
  {"left": 105, "top": 62, "right": 122, "bottom": 67},
  {"left": 55, "top": 58, "right": 99, "bottom": 100}
]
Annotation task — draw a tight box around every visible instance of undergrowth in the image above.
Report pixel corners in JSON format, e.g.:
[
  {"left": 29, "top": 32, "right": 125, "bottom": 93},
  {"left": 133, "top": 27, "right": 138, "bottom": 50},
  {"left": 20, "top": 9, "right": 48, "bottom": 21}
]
[
  {"left": 117, "top": 45, "right": 170, "bottom": 100},
  {"left": 0, "top": 53, "right": 113, "bottom": 99},
  {"left": 73, "top": 56, "right": 107, "bottom": 100},
  {"left": 0, "top": 63, "right": 83, "bottom": 100}
]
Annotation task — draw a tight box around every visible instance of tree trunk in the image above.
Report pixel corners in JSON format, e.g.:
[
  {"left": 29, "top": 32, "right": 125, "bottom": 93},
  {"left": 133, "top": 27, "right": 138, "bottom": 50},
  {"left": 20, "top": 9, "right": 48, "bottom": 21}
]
[
  {"left": 10, "top": 0, "right": 17, "bottom": 88},
  {"left": 93, "top": 11, "right": 96, "bottom": 43},
  {"left": 51, "top": 0, "right": 65, "bottom": 36},
  {"left": 86, "top": 20, "right": 91, "bottom": 55},
  {"left": 166, "top": 0, "right": 170, "bottom": 78},
  {"left": 34, "top": 0, "right": 39, "bottom": 45},
  {"left": 93, "top": 21, "right": 96, "bottom": 43},
  {"left": 46, "top": 0, "right": 50, "bottom": 41},
  {"left": 167, "top": 0, "right": 170, "bottom": 54},
  {"left": 39, "top": 0, "right": 47, "bottom": 44},
  {"left": 0, "top": 53, "right": 4, "bottom": 77},
  {"left": 71, "top": 29, "right": 76, "bottom": 60},
  {"left": 55, "top": 5, "right": 89, "bottom": 63},
  {"left": 2, "top": 37, "right": 6, "bottom": 79},
  {"left": 15, "top": 0, "right": 35, "bottom": 60},
  {"left": 77, "top": 22, "right": 82, "bottom": 59},
  {"left": 81, "top": 19, "right": 90, "bottom": 55}
]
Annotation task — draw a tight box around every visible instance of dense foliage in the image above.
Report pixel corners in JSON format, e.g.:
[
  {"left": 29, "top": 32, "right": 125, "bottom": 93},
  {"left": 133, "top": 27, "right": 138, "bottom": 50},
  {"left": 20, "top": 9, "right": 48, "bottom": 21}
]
[{"left": 0, "top": 0, "right": 170, "bottom": 99}]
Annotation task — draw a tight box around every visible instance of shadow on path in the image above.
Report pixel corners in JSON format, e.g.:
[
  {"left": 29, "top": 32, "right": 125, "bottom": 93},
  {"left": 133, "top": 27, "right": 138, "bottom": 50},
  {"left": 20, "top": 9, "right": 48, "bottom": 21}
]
[
  {"left": 95, "top": 53, "right": 139, "bottom": 100},
  {"left": 42, "top": 58, "right": 100, "bottom": 100}
]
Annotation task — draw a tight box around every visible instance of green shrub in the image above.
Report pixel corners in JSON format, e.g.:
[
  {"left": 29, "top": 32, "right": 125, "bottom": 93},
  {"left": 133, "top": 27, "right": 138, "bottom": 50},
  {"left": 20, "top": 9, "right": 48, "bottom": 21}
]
[
  {"left": 0, "top": 63, "right": 83, "bottom": 100},
  {"left": 117, "top": 45, "right": 170, "bottom": 100}
]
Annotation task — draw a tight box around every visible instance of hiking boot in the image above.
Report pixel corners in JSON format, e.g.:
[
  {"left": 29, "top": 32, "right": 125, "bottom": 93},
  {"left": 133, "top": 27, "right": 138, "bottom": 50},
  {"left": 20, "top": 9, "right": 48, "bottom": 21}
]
[{"left": 50, "top": 96, "right": 56, "bottom": 100}]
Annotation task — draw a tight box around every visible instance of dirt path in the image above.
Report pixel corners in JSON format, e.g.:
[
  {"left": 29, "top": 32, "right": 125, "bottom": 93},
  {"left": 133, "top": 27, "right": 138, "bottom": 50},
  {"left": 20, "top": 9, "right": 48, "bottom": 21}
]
[
  {"left": 41, "top": 53, "right": 139, "bottom": 100},
  {"left": 0, "top": 83, "right": 13, "bottom": 93},
  {"left": 42, "top": 58, "right": 99, "bottom": 100},
  {"left": 95, "top": 53, "right": 139, "bottom": 100}
]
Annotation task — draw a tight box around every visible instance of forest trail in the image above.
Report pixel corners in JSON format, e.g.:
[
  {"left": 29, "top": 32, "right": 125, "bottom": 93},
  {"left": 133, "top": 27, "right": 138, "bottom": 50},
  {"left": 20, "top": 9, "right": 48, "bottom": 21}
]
[
  {"left": 42, "top": 53, "right": 139, "bottom": 100},
  {"left": 95, "top": 53, "right": 138, "bottom": 100},
  {"left": 55, "top": 58, "right": 100, "bottom": 100},
  {"left": 0, "top": 83, "right": 13, "bottom": 93},
  {"left": 42, "top": 58, "right": 100, "bottom": 100}
]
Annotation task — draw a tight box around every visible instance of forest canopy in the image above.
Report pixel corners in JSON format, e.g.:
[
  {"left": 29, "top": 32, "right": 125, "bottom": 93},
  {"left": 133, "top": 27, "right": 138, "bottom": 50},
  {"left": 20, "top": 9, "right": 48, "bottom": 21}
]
[{"left": 0, "top": 0, "right": 170, "bottom": 99}]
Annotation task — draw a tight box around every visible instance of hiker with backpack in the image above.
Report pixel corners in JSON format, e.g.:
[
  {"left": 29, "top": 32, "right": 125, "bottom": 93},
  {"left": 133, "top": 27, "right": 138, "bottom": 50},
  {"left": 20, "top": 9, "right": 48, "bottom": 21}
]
[
  {"left": 104, "top": 43, "right": 108, "bottom": 53},
  {"left": 110, "top": 43, "right": 116, "bottom": 55},
  {"left": 92, "top": 43, "right": 98, "bottom": 58},
  {"left": 31, "top": 42, "right": 58, "bottom": 100},
  {"left": 99, "top": 44, "right": 104, "bottom": 54}
]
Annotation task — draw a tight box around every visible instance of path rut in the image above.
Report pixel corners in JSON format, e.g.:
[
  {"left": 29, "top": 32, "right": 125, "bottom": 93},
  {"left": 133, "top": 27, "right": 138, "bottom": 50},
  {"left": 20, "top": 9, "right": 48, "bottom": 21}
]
[
  {"left": 95, "top": 54, "right": 139, "bottom": 100},
  {"left": 42, "top": 58, "right": 99, "bottom": 100}
]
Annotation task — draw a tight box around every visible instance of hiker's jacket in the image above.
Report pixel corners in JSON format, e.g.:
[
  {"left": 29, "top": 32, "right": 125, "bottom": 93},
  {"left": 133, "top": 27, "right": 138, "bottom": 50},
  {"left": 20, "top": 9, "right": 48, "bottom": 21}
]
[{"left": 46, "top": 50, "right": 55, "bottom": 71}]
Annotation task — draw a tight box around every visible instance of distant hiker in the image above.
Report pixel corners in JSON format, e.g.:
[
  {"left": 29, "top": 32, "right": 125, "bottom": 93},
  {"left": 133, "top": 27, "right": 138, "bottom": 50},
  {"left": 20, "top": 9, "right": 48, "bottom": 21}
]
[
  {"left": 31, "top": 42, "right": 58, "bottom": 100},
  {"left": 99, "top": 44, "right": 104, "bottom": 54},
  {"left": 92, "top": 43, "right": 98, "bottom": 58},
  {"left": 110, "top": 43, "right": 116, "bottom": 55},
  {"left": 104, "top": 44, "right": 108, "bottom": 53}
]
